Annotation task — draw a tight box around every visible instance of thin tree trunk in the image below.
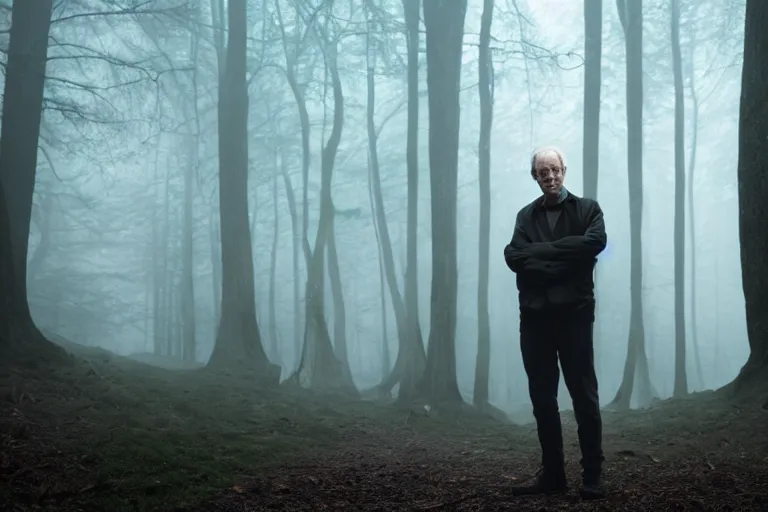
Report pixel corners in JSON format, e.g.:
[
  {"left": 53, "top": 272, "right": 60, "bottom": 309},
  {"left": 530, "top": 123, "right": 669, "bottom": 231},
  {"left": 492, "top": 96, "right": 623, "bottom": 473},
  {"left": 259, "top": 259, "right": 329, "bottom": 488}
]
[
  {"left": 473, "top": 0, "right": 494, "bottom": 408},
  {"left": 583, "top": 0, "right": 603, "bottom": 376},
  {"left": 670, "top": 0, "right": 687, "bottom": 398},
  {"left": 280, "top": 163, "right": 302, "bottom": 370},
  {"left": 327, "top": 220, "right": 352, "bottom": 380},
  {"left": 686, "top": 47, "right": 704, "bottom": 390},
  {"left": 367, "top": 150, "right": 391, "bottom": 384},
  {"left": 609, "top": 0, "right": 655, "bottom": 409},
  {"left": 399, "top": 0, "right": 427, "bottom": 402},
  {"left": 364, "top": 12, "right": 418, "bottom": 399},
  {"left": 209, "top": 202, "right": 222, "bottom": 327},
  {"left": 268, "top": 150, "right": 281, "bottom": 365},
  {"left": 419, "top": 0, "right": 468, "bottom": 403},
  {"left": 292, "top": 41, "right": 356, "bottom": 394}
]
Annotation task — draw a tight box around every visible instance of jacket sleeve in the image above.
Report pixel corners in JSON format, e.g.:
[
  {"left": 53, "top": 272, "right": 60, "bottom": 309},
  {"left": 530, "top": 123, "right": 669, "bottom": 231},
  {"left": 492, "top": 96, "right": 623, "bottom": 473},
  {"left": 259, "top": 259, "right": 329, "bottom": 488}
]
[
  {"left": 503, "top": 211, "right": 531, "bottom": 273},
  {"left": 525, "top": 200, "right": 607, "bottom": 262},
  {"left": 504, "top": 211, "right": 572, "bottom": 281},
  {"left": 520, "top": 258, "right": 573, "bottom": 282}
]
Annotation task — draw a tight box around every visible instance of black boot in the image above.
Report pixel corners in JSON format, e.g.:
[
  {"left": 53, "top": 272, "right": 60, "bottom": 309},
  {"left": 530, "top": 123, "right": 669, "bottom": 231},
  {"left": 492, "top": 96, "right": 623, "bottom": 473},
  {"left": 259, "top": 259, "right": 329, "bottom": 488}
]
[
  {"left": 579, "top": 470, "right": 605, "bottom": 500},
  {"left": 511, "top": 468, "right": 567, "bottom": 496}
]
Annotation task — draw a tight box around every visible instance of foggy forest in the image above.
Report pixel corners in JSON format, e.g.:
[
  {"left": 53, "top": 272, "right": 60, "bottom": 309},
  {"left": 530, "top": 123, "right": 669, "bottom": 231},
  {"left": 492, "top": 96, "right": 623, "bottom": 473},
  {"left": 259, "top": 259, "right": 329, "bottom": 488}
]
[{"left": 0, "top": 0, "right": 766, "bottom": 510}]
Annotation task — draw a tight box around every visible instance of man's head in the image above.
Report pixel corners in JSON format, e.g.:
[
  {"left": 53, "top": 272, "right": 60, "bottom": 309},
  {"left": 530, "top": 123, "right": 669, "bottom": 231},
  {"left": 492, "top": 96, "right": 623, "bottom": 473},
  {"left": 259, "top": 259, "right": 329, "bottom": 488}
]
[{"left": 530, "top": 146, "right": 567, "bottom": 201}]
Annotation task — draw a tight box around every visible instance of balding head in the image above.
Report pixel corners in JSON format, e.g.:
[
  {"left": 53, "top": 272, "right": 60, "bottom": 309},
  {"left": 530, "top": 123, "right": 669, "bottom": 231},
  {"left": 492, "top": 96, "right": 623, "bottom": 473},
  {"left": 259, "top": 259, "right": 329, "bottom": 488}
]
[
  {"left": 530, "top": 146, "right": 567, "bottom": 201},
  {"left": 530, "top": 146, "right": 566, "bottom": 177}
]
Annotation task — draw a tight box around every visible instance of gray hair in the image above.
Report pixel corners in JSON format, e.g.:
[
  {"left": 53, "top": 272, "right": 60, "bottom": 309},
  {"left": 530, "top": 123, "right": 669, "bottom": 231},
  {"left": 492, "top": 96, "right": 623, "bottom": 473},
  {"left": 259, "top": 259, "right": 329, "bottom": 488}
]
[{"left": 530, "top": 146, "right": 566, "bottom": 175}]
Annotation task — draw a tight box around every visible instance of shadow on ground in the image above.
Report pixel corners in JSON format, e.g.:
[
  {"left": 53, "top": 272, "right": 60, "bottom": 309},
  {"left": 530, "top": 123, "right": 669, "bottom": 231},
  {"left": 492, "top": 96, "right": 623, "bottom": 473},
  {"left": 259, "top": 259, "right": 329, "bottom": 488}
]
[{"left": 1, "top": 341, "right": 766, "bottom": 511}]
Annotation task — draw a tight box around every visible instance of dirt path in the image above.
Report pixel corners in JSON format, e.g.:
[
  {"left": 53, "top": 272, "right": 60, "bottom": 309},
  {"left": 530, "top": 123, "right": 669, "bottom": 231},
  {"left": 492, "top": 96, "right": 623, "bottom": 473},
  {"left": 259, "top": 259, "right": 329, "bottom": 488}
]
[
  {"left": 194, "top": 397, "right": 768, "bottom": 511},
  {"left": 1, "top": 350, "right": 767, "bottom": 511}
]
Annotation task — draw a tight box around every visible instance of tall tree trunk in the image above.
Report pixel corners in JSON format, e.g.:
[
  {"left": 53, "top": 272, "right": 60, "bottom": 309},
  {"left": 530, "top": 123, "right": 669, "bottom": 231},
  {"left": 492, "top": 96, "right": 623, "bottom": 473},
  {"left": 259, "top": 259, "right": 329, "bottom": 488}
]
[
  {"left": 207, "top": 0, "right": 278, "bottom": 382},
  {"left": 275, "top": 0, "right": 312, "bottom": 270},
  {"left": 364, "top": 11, "right": 421, "bottom": 400},
  {"left": 0, "top": 181, "right": 19, "bottom": 349},
  {"left": 609, "top": 0, "right": 655, "bottom": 410},
  {"left": 582, "top": 0, "right": 602, "bottom": 201},
  {"left": 731, "top": 0, "right": 768, "bottom": 393},
  {"left": 685, "top": 36, "right": 704, "bottom": 390},
  {"left": 473, "top": 0, "right": 494, "bottom": 408},
  {"left": 0, "top": 0, "right": 54, "bottom": 340},
  {"left": 180, "top": 71, "right": 198, "bottom": 362},
  {"left": 268, "top": 150, "right": 281, "bottom": 365},
  {"left": 367, "top": 149, "right": 392, "bottom": 384},
  {"left": 670, "top": 0, "right": 687, "bottom": 397},
  {"left": 293, "top": 42, "right": 356, "bottom": 394},
  {"left": 419, "top": 0, "right": 468, "bottom": 403},
  {"left": 400, "top": 0, "right": 427, "bottom": 402},
  {"left": 209, "top": 202, "right": 222, "bottom": 327},
  {"left": 582, "top": 0, "right": 603, "bottom": 374},
  {"left": 327, "top": 220, "right": 351, "bottom": 380},
  {"left": 159, "top": 155, "right": 173, "bottom": 356},
  {"left": 280, "top": 163, "right": 302, "bottom": 370}
]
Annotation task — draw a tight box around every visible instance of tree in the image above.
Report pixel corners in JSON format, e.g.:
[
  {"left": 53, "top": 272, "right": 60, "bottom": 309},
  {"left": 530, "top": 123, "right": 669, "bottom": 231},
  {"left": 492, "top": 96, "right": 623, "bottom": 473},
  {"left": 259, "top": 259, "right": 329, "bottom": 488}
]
[
  {"left": 0, "top": 0, "right": 54, "bottom": 320},
  {"left": 399, "top": 0, "right": 428, "bottom": 401},
  {"left": 364, "top": 2, "right": 425, "bottom": 401},
  {"left": 419, "top": 0, "right": 468, "bottom": 403},
  {"left": 473, "top": 0, "right": 494, "bottom": 409},
  {"left": 583, "top": 0, "right": 603, "bottom": 376},
  {"left": 0, "top": 181, "right": 19, "bottom": 350},
  {"left": 0, "top": 0, "right": 58, "bottom": 356},
  {"left": 582, "top": 0, "right": 602, "bottom": 201},
  {"left": 670, "top": 0, "right": 687, "bottom": 397},
  {"left": 293, "top": 24, "right": 356, "bottom": 394},
  {"left": 732, "top": 0, "right": 768, "bottom": 394},
  {"left": 684, "top": 10, "right": 704, "bottom": 391},
  {"left": 207, "top": 0, "right": 279, "bottom": 381},
  {"left": 608, "top": 0, "right": 656, "bottom": 410}
]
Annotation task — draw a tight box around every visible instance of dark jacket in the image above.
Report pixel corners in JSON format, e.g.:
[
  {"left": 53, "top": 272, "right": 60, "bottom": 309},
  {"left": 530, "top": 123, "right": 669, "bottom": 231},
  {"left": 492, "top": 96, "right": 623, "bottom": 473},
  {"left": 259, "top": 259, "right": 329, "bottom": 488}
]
[{"left": 503, "top": 192, "right": 607, "bottom": 314}]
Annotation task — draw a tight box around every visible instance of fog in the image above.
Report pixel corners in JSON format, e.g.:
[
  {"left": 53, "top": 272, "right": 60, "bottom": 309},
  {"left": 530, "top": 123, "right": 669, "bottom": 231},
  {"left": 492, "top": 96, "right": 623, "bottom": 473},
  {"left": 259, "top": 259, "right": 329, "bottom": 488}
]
[{"left": 19, "top": 0, "right": 747, "bottom": 414}]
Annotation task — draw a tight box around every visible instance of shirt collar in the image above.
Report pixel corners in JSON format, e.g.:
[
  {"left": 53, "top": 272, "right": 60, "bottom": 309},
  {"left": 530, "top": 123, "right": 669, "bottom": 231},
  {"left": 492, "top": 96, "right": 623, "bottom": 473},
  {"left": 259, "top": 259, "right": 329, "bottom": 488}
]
[{"left": 538, "top": 186, "right": 570, "bottom": 210}]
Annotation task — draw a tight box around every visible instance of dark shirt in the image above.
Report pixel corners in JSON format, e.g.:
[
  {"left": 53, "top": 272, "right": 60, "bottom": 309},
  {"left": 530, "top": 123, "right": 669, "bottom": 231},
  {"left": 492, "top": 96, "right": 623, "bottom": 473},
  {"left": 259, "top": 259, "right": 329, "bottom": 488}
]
[{"left": 503, "top": 190, "right": 607, "bottom": 314}]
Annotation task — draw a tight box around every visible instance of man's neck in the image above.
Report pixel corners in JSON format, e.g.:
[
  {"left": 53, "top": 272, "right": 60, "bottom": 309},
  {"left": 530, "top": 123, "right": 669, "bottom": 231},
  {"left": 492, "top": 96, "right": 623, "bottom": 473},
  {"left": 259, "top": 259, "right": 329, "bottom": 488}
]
[{"left": 543, "top": 186, "right": 568, "bottom": 206}]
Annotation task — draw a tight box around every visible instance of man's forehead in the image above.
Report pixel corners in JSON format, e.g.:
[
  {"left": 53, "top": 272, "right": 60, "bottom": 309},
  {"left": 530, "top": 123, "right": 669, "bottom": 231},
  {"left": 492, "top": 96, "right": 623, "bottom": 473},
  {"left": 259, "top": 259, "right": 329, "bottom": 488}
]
[{"left": 534, "top": 152, "right": 561, "bottom": 167}]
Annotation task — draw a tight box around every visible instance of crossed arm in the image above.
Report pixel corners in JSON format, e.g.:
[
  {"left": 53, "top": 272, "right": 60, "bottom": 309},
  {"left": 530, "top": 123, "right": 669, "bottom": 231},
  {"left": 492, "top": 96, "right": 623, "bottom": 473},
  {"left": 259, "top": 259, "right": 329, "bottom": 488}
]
[{"left": 503, "top": 202, "right": 607, "bottom": 281}]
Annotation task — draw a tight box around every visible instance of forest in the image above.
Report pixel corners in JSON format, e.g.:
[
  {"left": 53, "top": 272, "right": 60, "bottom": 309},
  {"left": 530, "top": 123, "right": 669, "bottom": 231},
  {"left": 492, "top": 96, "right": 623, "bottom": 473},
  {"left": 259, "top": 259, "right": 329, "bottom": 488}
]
[{"left": 0, "top": 0, "right": 766, "bottom": 510}]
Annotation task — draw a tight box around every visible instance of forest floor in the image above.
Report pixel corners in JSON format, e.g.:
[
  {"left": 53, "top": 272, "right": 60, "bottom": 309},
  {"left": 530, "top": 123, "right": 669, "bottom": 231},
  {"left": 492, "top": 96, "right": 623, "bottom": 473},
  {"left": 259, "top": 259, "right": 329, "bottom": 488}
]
[{"left": 1, "top": 342, "right": 767, "bottom": 512}]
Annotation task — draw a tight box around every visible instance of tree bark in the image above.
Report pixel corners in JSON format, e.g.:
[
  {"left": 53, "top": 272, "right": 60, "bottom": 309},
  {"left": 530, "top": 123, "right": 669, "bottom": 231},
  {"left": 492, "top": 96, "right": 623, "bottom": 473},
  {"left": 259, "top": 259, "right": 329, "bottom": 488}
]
[
  {"left": 608, "top": 0, "right": 655, "bottom": 410},
  {"left": 731, "top": 0, "right": 768, "bottom": 392},
  {"left": 685, "top": 32, "right": 704, "bottom": 389},
  {"left": 473, "top": 0, "right": 494, "bottom": 408},
  {"left": 582, "top": 0, "right": 603, "bottom": 375},
  {"left": 582, "top": 0, "right": 602, "bottom": 201},
  {"left": 268, "top": 150, "right": 281, "bottom": 366},
  {"left": 292, "top": 42, "right": 356, "bottom": 394},
  {"left": 280, "top": 163, "right": 302, "bottom": 370},
  {"left": 419, "top": 0, "right": 468, "bottom": 404},
  {"left": 207, "top": 0, "right": 278, "bottom": 382},
  {"left": 0, "top": 0, "right": 54, "bottom": 334},
  {"left": 670, "top": 0, "right": 687, "bottom": 397}
]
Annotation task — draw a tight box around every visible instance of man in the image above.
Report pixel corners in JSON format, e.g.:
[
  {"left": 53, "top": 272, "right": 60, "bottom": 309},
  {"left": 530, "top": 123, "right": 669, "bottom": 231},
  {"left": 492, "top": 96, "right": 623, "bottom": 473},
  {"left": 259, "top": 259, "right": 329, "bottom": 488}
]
[{"left": 503, "top": 147, "right": 607, "bottom": 500}]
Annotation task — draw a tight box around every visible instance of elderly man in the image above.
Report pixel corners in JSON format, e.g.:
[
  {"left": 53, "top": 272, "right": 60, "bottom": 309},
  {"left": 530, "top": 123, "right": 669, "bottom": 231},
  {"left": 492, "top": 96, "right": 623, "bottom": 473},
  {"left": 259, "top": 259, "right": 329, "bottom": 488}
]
[{"left": 503, "top": 147, "right": 607, "bottom": 500}]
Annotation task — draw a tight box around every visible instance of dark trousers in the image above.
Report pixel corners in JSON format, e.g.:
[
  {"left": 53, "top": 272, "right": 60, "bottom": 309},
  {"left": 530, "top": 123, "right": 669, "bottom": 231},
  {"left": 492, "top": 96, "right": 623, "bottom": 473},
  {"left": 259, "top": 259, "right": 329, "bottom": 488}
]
[{"left": 520, "top": 306, "right": 604, "bottom": 475}]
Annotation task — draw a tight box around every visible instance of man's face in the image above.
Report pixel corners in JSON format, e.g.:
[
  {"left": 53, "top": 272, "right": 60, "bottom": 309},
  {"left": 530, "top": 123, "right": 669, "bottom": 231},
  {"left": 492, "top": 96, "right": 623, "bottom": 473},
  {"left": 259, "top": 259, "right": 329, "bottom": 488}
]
[{"left": 532, "top": 152, "right": 566, "bottom": 199}]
